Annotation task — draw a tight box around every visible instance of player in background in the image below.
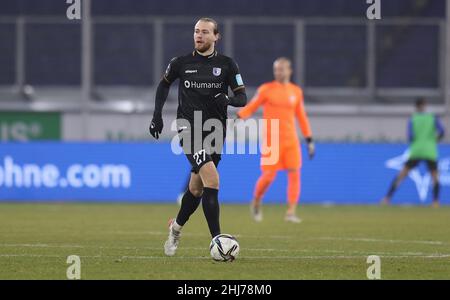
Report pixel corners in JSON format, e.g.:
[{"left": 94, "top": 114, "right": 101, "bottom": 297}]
[
  {"left": 237, "top": 58, "right": 314, "bottom": 223},
  {"left": 149, "top": 18, "right": 247, "bottom": 256},
  {"left": 381, "top": 98, "right": 445, "bottom": 208}
]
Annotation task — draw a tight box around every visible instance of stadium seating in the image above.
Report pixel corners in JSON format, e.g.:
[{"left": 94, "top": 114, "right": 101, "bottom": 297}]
[
  {"left": 0, "top": 24, "right": 15, "bottom": 85},
  {"left": 376, "top": 25, "right": 439, "bottom": 88},
  {"left": 305, "top": 25, "right": 367, "bottom": 87},
  {"left": 0, "top": 0, "right": 446, "bottom": 104},
  {"left": 1, "top": 0, "right": 445, "bottom": 17}
]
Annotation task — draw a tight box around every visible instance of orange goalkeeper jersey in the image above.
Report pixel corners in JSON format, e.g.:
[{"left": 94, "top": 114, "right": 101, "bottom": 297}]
[{"left": 237, "top": 81, "right": 312, "bottom": 148}]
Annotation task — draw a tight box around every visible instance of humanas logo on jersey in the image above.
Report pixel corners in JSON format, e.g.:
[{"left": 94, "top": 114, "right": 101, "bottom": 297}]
[{"left": 184, "top": 80, "right": 224, "bottom": 89}]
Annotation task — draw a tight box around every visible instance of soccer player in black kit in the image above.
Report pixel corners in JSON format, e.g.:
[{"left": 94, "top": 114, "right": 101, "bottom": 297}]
[{"left": 149, "top": 18, "right": 247, "bottom": 256}]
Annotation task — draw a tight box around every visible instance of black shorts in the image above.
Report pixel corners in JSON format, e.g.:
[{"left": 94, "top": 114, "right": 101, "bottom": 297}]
[
  {"left": 185, "top": 150, "right": 221, "bottom": 174},
  {"left": 405, "top": 159, "right": 438, "bottom": 171},
  {"left": 177, "top": 126, "right": 223, "bottom": 174}
]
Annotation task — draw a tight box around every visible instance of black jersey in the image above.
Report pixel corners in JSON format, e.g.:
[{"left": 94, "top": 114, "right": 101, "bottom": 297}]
[{"left": 163, "top": 50, "right": 245, "bottom": 124}]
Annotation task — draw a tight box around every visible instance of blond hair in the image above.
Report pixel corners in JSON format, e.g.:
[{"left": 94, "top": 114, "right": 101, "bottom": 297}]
[{"left": 197, "top": 17, "right": 220, "bottom": 35}]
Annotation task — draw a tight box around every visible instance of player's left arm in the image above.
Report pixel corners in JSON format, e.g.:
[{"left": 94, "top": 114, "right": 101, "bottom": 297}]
[
  {"left": 295, "top": 88, "right": 315, "bottom": 159},
  {"left": 220, "top": 59, "right": 247, "bottom": 107}
]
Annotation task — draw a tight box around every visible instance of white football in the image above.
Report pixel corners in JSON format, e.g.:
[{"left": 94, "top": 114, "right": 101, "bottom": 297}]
[{"left": 209, "top": 234, "right": 240, "bottom": 262}]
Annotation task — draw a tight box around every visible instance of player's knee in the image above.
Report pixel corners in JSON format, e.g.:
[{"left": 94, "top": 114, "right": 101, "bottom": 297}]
[
  {"left": 432, "top": 172, "right": 439, "bottom": 182},
  {"left": 263, "top": 171, "right": 277, "bottom": 183},
  {"left": 288, "top": 169, "right": 300, "bottom": 180},
  {"left": 401, "top": 168, "right": 410, "bottom": 176},
  {"left": 189, "top": 186, "right": 203, "bottom": 198},
  {"left": 188, "top": 175, "right": 204, "bottom": 197},
  {"left": 204, "top": 175, "right": 219, "bottom": 189}
]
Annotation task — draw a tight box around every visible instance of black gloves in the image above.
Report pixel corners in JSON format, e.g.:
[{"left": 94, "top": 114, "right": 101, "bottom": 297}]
[
  {"left": 149, "top": 114, "right": 163, "bottom": 139},
  {"left": 306, "top": 137, "right": 315, "bottom": 160},
  {"left": 214, "top": 93, "right": 230, "bottom": 107}
]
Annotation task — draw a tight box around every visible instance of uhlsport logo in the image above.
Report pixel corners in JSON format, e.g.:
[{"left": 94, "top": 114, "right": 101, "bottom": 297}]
[{"left": 385, "top": 150, "right": 450, "bottom": 202}]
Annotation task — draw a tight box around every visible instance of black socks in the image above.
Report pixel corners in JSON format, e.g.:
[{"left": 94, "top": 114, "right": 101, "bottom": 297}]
[
  {"left": 386, "top": 176, "right": 400, "bottom": 198},
  {"left": 433, "top": 181, "right": 440, "bottom": 201},
  {"left": 176, "top": 189, "right": 202, "bottom": 226},
  {"left": 202, "top": 187, "right": 221, "bottom": 238},
  {"left": 175, "top": 187, "right": 221, "bottom": 238}
]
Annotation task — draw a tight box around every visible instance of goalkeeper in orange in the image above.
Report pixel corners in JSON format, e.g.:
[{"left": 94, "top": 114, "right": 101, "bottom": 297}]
[{"left": 237, "top": 57, "right": 315, "bottom": 223}]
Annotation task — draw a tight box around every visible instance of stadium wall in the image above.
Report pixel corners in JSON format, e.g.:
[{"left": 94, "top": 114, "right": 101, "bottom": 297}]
[
  {"left": 1, "top": 112, "right": 423, "bottom": 143},
  {"left": 0, "top": 142, "right": 449, "bottom": 205},
  {"left": 61, "top": 113, "right": 439, "bottom": 143}
]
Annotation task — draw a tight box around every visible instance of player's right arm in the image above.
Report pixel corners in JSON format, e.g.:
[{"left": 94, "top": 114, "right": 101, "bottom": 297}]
[
  {"left": 435, "top": 116, "right": 445, "bottom": 141},
  {"left": 236, "top": 85, "right": 268, "bottom": 120},
  {"left": 407, "top": 118, "right": 414, "bottom": 142},
  {"left": 149, "top": 57, "right": 181, "bottom": 139}
]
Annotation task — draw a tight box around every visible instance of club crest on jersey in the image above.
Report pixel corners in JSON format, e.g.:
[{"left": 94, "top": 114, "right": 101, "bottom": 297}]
[
  {"left": 212, "top": 68, "right": 221, "bottom": 76},
  {"left": 289, "top": 95, "right": 296, "bottom": 104}
]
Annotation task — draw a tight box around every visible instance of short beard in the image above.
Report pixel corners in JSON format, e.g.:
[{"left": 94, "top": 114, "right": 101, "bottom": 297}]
[{"left": 195, "top": 42, "right": 213, "bottom": 54}]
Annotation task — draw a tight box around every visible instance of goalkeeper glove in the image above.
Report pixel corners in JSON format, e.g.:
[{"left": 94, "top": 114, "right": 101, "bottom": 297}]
[{"left": 306, "top": 137, "right": 315, "bottom": 160}]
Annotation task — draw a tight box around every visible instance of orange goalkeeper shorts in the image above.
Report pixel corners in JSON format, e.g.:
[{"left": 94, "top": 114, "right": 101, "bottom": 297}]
[{"left": 261, "top": 144, "right": 302, "bottom": 171}]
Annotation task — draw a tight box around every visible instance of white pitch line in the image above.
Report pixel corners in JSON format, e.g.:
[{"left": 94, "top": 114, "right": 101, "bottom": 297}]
[
  {"left": 1, "top": 243, "right": 317, "bottom": 252},
  {"left": 109, "top": 230, "right": 296, "bottom": 240},
  {"left": 316, "top": 237, "right": 448, "bottom": 245},
  {"left": 1, "top": 243, "right": 450, "bottom": 258},
  {"left": 1, "top": 254, "right": 450, "bottom": 260},
  {"left": 109, "top": 231, "right": 450, "bottom": 245},
  {"left": 0, "top": 254, "right": 62, "bottom": 258},
  {"left": 0, "top": 254, "right": 103, "bottom": 259},
  {"left": 0, "top": 243, "right": 86, "bottom": 249},
  {"left": 110, "top": 231, "right": 207, "bottom": 237}
]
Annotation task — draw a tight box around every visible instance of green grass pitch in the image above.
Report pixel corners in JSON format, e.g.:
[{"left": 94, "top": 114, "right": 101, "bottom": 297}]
[{"left": 0, "top": 203, "right": 449, "bottom": 279}]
